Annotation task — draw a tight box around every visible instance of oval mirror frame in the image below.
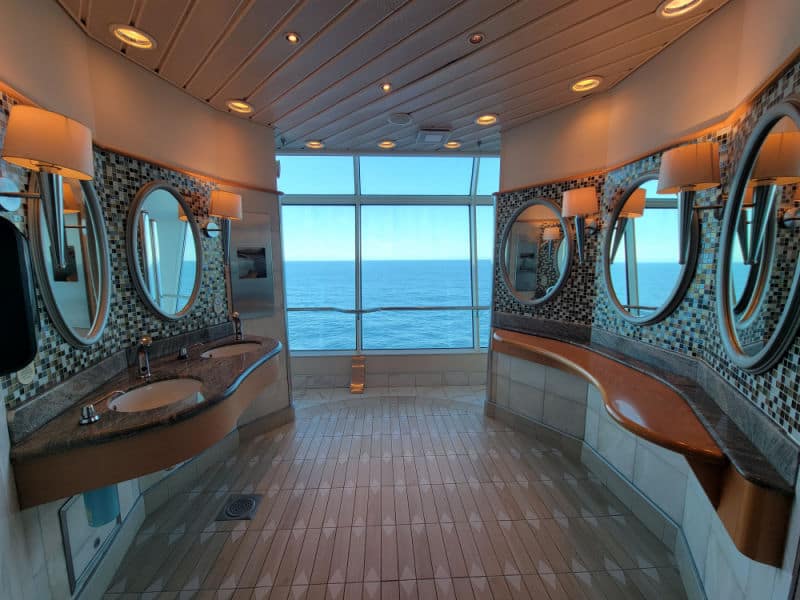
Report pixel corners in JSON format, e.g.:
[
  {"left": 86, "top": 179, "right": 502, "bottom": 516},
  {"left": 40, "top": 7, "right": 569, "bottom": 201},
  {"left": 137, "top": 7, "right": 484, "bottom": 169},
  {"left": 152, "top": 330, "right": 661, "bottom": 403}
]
[
  {"left": 717, "top": 97, "right": 800, "bottom": 373},
  {"left": 602, "top": 172, "right": 700, "bottom": 325},
  {"left": 126, "top": 180, "right": 203, "bottom": 320},
  {"left": 27, "top": 179, "right": 112, "bottom": 347},
  {"left": 499, "top": 197, "right": 574, "bottom": 305}
]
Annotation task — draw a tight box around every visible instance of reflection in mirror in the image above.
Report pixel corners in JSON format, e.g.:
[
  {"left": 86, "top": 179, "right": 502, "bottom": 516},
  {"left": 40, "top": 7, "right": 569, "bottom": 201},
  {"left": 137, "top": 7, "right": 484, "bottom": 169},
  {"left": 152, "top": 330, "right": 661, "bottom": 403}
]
[
  {"left": 604, "top": 177, "right": 698, "bottom": 323},
  {"left": 501, "top": 199, "right": 572, "bottom": 304},
  {"left": 28, "top": 179, "right": 111, "bottom": 347},
  {"left": 128, "top": 182, "right": 202, "bottom": 319},
  {"left": 726, "top": 115, "right": 800, "bottom": 358}
]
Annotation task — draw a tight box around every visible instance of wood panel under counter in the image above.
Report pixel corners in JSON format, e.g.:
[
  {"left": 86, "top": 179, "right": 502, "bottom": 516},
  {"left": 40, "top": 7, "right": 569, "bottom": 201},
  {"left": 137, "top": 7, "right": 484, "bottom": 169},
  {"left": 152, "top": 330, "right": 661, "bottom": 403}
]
[{"left": 11, "top": 336, "right": 282, "bottom": 509}]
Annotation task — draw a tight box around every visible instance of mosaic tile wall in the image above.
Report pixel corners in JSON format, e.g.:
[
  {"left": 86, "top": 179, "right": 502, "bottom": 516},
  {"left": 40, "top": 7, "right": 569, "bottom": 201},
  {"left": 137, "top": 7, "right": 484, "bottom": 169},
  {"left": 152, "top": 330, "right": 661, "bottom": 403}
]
[
  {"left": 0, "top": 91, "right": 229, "bottom": 410},
  {"left": 494, "top": 59, "right": 800, "bottom": 439},
  {"left": 493, "top": 175, "right": 605, "bottom": 325}
]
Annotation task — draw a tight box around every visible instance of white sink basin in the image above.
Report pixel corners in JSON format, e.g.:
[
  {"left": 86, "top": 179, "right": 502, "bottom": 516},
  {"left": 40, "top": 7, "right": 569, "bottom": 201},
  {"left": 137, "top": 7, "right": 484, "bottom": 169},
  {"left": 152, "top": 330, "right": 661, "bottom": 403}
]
[
  {"left": 201, "top": 342, "right": 261, "bottom": 359},
  {"left": 109, "top": 378, "right": 204, "bottom": 413}
]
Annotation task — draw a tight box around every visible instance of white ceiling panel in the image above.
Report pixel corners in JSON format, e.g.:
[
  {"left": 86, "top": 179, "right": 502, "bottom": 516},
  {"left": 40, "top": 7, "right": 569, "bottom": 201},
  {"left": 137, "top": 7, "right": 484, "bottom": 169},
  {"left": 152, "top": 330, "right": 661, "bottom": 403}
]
[{"left": 55, "top": 0, "right": 730, "bottom": 153}]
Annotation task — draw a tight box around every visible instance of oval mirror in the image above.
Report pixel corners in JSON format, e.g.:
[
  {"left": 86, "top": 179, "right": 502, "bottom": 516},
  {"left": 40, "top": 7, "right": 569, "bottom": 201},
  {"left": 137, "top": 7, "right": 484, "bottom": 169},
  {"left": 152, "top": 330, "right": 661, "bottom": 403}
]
[
  {"left": 127, "top": 181, "right": 202, "bottom": 319},
  {"left": 603, "top": 175, "right": 699, "bottom": 324},
  {"left": 28, "top": 179, "right": 112, "bottom": 347},
  {"left": 500, "top": 198, "right": 573, "bottom": 304},
  {"left": 718, "top": 98, "right": 800, "bottom": 373}
]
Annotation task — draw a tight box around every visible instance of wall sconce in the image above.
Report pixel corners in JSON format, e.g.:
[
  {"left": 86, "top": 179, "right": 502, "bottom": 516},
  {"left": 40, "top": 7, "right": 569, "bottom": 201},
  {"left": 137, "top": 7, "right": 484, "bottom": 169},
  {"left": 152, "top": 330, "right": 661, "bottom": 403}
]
[
  {"left": 542, "top": 226, "right": 561, "bottom": 259},
  {"left": 779, "top": 186, "right": 800, "bottom": 229},
  {"left": 562, "top": 186, "right": 599, "bottom": 264},
  {"left": 747, "top": 130, "right": 800, "bottom": 262},
  {"left": 0, "top": 106, "right": 94, "bottom": 268},
  {"left": 657, "top": 141, "right": 720, "bottom": 265},
  {"left": 610, "top": 188, "right": 646, "bottom": 262},
  {"left": 209, "top": 189, "right": 242, "bottom": 265}
]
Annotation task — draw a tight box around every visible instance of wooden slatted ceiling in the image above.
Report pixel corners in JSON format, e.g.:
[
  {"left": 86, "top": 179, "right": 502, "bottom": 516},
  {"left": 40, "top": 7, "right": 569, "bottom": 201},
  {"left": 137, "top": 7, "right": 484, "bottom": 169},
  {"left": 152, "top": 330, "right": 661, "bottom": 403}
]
[{"left": 56, "top": 0, "right": 728, "bottom": 153}]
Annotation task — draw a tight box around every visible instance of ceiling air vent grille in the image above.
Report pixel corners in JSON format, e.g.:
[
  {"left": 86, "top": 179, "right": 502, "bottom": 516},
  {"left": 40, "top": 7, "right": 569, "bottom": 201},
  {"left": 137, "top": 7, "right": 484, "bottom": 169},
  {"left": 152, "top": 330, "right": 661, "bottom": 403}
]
[{"left": 416, "top": 128, "right": 451, "bottom": 145}]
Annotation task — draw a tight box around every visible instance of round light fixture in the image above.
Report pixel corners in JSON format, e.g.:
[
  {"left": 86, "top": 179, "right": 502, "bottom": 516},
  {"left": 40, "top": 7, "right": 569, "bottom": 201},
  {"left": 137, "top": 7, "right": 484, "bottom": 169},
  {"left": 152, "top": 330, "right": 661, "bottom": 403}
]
[
  {"left": 378, "top": 140, "right": 396, "bottom": 149},
  {"left": 657, "top": 0, "right": 703, "bottom": 17},
  {"left": 305, "top": 140, "right": 325, "bottom": 149},
  {"left": 443, "top": 141, "right": 461, "bottom": 149},
  {"left": 110, "top": 24, "right": 157, "bottom": 49},
  {"left": 226, "top": 99, "right": 254, "bottom": 114},
  {"left": 285, "top": 32, "right": 301, "bottom": 44},
  {"left": 570, "top": 76, "right": 603, "bottom": 93},
  {"left": 468, "top": 32, "right": 485, "bottom": 45},
  {"left": 388, "top": 113, "right": 412, "bottom": 126},
  {"left": 475, "top": 113, "right": 498, "bottom": 126},
  {"left": 380, "top": 82, "right": 392, "bottom": 94}
]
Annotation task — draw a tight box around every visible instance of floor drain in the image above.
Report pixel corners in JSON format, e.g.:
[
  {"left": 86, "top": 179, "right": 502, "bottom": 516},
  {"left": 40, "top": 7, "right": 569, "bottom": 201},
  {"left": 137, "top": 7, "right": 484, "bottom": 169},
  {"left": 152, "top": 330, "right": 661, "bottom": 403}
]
[{"left": 216, "top": 494, "right": 262, "bottom": 521}]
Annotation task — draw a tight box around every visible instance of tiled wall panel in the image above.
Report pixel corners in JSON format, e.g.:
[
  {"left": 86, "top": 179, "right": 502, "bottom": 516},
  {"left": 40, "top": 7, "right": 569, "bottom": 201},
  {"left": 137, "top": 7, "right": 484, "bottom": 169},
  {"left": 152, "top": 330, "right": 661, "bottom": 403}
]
[{"left": 0, "top": 92, "right": 229, "bottom": 409}]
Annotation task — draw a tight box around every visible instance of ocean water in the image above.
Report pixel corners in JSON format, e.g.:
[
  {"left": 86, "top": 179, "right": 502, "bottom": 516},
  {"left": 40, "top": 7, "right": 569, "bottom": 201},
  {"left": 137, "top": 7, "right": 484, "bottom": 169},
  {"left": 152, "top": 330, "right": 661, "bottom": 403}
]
[
  {"left": 285, "top": 260, "right": 492, "bottom": 351},
  {"left": 287, "top": 260, "right": 750, "bottom": 351}
]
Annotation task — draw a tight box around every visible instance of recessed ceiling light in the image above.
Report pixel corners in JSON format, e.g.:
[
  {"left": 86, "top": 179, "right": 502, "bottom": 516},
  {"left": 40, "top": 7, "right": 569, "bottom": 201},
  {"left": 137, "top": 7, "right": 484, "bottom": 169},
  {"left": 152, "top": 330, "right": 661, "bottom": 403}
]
[
  {"left": 226, "top": 99, "right": 254, "bottom": 114},
  {"left": 570, "top": 76, "right": 603, "bottom": 93},
  {"left": 657, "top": 0, "right": 703, "bottom": 17},
  {"left": 388, "top": 113, "right": 412, "bottom": 126},
  {"left": 444, "top": 141, "right": 461, "bottom": 149},
  {"left": 475, "top": 114, "right": 498, "bottom": 126},
  {"left": 285, "top": 32, "right": 301, "bottom": 44},
  {"left": 380, "top": 82, "right": 392, "bottom": 93},
  {"left": 468, "top": 32, "right": 484, "bottom": 45},
  {"left": 378, "top": 140, "right": 396, "bottom": 149},
  {"left": 110, "top": 24, "right": 157, "bottom": 49},
  {"left": 305, "top": 140, "right": 325, "bottom": 149}
]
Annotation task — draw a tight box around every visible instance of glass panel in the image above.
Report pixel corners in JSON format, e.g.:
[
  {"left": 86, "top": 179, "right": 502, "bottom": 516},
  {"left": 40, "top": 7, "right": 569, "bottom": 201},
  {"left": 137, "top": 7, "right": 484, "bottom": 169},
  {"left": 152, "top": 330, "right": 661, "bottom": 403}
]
[
  {"left": 278, "top": 155, "right": 355, "bottom": 195},
  {"left": 359, "top": 156, "right": 473, "bottom": 195},
  {"left": 282, "top": 205, "right": 355, "bottom": 350},
  {"left": 631, "top": 206, "right": 680, "bottom": 312},
  {"left": 476, "top": 157, "right": 500, "bottom": 196},
  {"left": 476, "top": 205, "right": 494, "bottom": 347},
  {"left": 362, "top": 310, "right": 473, "bottom": 350},
  {"left": 287, "top": 311, "right": 356, "bottom": 351}
]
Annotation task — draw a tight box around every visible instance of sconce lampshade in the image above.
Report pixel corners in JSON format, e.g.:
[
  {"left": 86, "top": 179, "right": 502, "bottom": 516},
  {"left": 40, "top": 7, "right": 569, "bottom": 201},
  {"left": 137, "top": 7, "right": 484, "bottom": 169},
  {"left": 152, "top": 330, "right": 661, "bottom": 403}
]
[
  {"left": 752, "top": 131, "right": 800, "bottom": 184},
  {"left": 620, "top": 188, "right": 646, "bottom": 218},
  {"left": 2, "top": 105, "right": 94, "bottom": 180},
  {"left": 62, "top": 180, "right": 82, "bottom": 214},
  {"left": 657, "top": 142, "right": 720, "bottom": 193},
  {"left": 561, "top": 187, "right": 598, "bottom": 217},
  {"left": 542, "top": 226, "right": 561, "bottom": 241},
  {"left": 209, "top": 190, "right": 242, "bottom": 220}
]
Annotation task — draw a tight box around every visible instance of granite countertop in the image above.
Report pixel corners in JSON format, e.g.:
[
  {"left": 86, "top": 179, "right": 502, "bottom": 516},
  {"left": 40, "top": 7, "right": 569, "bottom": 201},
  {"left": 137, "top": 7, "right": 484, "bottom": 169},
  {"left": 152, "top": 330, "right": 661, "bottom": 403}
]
[
  {"left": 11, "top": 335, "right": 282, "bottom": 463},
  {"left": 492, "top": 321, "right": 795, "bottom": 496}
]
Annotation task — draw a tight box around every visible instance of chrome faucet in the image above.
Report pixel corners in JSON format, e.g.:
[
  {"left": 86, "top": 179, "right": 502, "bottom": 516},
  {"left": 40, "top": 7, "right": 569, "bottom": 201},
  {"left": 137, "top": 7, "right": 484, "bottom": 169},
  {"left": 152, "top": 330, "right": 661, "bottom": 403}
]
[
  {"left": 232, "top": 312, "right": 243, "bottom": 341},
  {"left": 137, "top": 335, "right": 152, "bottom": 379}
]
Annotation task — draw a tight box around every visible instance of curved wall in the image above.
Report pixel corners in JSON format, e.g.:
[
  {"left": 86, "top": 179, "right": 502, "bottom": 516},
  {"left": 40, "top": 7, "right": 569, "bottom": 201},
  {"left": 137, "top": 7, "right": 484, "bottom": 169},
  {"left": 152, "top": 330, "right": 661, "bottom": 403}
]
[
  {"left": 0, "top": 0, "right": 276, "bottom": 190},
  {"left": 501, "top": 0, "right": 800, "bottom": 190}
]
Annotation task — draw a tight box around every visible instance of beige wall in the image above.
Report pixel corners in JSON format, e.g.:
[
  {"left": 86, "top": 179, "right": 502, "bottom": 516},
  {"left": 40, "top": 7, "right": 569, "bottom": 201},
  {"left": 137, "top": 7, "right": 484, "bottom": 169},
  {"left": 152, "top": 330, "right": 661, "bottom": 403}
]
[
  {"left": 0, "top": 0, "right": 276, "bottom": 190},
  {"left": 501, "top": 0, "right": 800, "bottom": 189}
]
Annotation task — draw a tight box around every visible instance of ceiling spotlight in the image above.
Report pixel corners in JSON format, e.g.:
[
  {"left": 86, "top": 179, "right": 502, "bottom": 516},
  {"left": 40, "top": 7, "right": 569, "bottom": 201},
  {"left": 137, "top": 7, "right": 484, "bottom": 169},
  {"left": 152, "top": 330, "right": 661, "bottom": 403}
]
[
  {"left": 226, "top": 99, "right": 254, "bottom": 114},
  {"left": 468, "top": 32, "right": 485, "bottom": 45},
  {"left": 110, "top": 24, "right": 157, "bottom": 49},
  {"left": 285, "top": 32, "right": 301, "bottom": 44},
  {"left": 378, "top": 140, "right": 396, "bottom": 149},
  {"left": 444, "top": 141, "right": 461, "bottom": 149},
  {"left": 570, "top": 76, "right": 603, "bottom": 93},
  {"left": 388, "top": 113, "right": 412, "bottom": 126},
  {"left": 305, "top": 140, "right": 325, "bottom": 149},
  {"left": 657, "top": 0, "right": 703, "bottom": 17},
  {"left": 475, "top": 114, "right": 498, "bottom": 126},
  {"left": 380, "top": 82, "right": 392, "bottom": 94}
]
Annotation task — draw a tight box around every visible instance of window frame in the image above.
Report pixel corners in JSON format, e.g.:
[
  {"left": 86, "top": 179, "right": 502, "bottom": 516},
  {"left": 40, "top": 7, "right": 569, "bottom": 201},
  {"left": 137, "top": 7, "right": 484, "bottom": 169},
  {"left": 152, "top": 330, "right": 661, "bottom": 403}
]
[{"left": 279, "top": 153, "right": 497, "bottom": 355}]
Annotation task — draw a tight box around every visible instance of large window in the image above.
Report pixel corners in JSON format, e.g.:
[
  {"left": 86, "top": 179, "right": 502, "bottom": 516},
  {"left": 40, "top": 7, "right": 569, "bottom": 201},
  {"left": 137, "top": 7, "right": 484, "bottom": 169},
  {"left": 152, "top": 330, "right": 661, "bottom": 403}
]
[{"left": 279, "top": 155, "right": 498, "bottom": 352}]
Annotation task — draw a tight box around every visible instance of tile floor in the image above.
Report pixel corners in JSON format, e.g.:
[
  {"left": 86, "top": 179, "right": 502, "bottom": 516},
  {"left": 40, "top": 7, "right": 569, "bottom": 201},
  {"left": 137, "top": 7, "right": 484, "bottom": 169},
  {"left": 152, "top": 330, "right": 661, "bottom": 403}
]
[{"left": 105, "top": 386, "right": 687, "bottom": 599}]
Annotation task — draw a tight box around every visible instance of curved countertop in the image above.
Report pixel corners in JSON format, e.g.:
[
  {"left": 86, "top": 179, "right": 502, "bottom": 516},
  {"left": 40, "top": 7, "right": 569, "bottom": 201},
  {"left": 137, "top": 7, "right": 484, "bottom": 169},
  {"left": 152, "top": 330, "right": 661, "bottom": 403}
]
[{"left": 11, "top": 335, "right": 282, "bottom": 507}]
